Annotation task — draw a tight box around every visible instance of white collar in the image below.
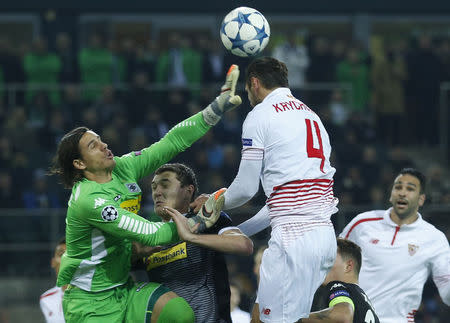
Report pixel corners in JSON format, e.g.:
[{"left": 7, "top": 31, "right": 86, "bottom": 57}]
[{"left": 383, "top": 207, "right": 422, "bottom": 228}]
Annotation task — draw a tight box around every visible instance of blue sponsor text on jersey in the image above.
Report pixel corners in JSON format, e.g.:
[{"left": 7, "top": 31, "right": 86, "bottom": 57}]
[
  {"left": 330, "top": 290, "right": 350, "bottom": 300},
  {"left": 242, "top": 138, "right": 253, "bottom": 146}
]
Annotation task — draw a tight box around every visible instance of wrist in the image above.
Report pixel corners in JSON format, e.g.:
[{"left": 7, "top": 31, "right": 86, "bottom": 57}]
[{"left": 202, "top": 103, "right": 222, "bottom": 126}]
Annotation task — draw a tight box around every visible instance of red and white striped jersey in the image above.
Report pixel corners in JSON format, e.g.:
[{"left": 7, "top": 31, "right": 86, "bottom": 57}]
[
  {"left": 241, "top": 87, "right": 337, "bottom": 221},
  {"left": 340, "top": 209, "right": 450, "bottom": 323},
  {"left": 40, "top": 286, "right": 65, "bottom": 323}
]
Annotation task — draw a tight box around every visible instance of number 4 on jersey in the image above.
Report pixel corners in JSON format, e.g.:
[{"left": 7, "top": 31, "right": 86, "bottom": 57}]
[{"left": 305, "top": 118, "right": 325, "bottom": 173}]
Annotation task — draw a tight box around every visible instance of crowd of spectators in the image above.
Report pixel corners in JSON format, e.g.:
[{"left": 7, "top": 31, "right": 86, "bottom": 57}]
[
  {"left": 0, "top": 28, "right": 449, "bottom": 322},
  {"left": 0, "top": 30, "right": 449, "bottom": 210}
]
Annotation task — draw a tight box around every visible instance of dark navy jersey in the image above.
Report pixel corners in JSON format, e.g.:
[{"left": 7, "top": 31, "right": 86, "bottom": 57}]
[
  {"left": 325, "top": 281, "right": 380, "bottom": 323},
  {"left": 144, "top": 211, "right": 233, "bottom": 323}
]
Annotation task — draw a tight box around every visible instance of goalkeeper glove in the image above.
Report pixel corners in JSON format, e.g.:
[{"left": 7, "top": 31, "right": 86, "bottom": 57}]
[
  {"left": 187, "top": 188, "right": 227, "bottom": 233},
  {"left": 202, "top": 65, "right": 242, "bottom": 126}
]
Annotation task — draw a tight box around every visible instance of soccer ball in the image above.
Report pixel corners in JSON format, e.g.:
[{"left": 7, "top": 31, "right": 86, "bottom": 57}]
[{"left": 220, "top": 7, "right": 270, "bottom": 57}]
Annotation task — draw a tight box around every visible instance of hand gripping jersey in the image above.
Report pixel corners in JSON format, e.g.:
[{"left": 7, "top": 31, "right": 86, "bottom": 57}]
[
  {"left": 340, "top": 209, "right": 450, "bottom": 323},
  {"left": 57, "top": 112, "right": 211, "bottom": 292},
  {"left": 324, "top": 281, "right": 379, "bottom": 323},
  {"left": 144, "top": 212, "right": 234, "bottom": 323},
  {"left": 241, "top": 88, "right": 338, "bottom": 222}
]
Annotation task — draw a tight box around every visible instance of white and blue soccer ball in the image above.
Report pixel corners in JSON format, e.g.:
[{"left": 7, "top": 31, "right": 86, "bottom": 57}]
[{"left": 220, "top": 7, "right": 270, "bottom": 57}]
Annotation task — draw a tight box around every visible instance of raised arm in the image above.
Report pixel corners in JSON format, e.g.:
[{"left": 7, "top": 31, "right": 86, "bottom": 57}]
[
  {"left": 223, "top": 150, "right": 263, "bottom": 209},
  {"left": 115, "top": 65, "right": 242, "bottom": 180}
]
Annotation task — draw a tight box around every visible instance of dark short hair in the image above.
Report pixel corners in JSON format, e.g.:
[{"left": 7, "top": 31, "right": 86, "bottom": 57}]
[
  {"left": 245, "top": 57, "right": 289, "bottom": 89},
  {"left": 154, "top": 163, "right": 198, "bottom": 201},
  {"left": 337, "top": 238, "right": 362, "bottom": 275},
  {"left": 50, "top": 127, "right": 89, "bottom": 188},
  {"left": 398, "top": 168, "right": 426, "bottom": 194}
]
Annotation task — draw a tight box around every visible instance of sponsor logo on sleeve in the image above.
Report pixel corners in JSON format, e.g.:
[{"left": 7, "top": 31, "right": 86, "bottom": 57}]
[
  {"left": 134, "top": 151, "right": 142, "bottom": 156},
  {"left": 125, "top": 183, "right": 141, "bottom": 193},
  {"left": 329, "top": 290, "right": 350, "bottom": 301},
  {"left": 101, "top": 206, "right": 118, "bottom": 221},
  {"left": 242, "top": 138, "right": 253, "bottom": 146}
]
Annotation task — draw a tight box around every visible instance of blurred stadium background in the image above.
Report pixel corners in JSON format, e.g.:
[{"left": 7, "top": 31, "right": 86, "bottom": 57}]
[{"left": 0, "top": 0, "right": 449, "bottom": 322}]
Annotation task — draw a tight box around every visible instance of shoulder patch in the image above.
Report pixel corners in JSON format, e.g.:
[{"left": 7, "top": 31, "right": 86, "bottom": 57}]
[
  {"left": 125, "top": 183, "right": 141, "bottom": 193},
  {"left": 242, "top": 138, "right": 253, "bottom": 146},
  {"left": 101, "top": 205, "right": 118, "bottom": 221},
  {"left": 134, "top": 151, "right": 142, "bottom": 156}
]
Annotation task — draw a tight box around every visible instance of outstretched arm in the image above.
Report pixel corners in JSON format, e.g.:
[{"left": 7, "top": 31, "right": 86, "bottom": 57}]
[
  {"left": 223, "top": 152, "right": 263, "bottom": 209},
  {"left": 238, "top": 205, "right": 271, "bottom": 236},
  {"left": 115, "top": 65, "right": 242, "bottom": 180},
  {"left": 164, "top": 206, "right": 253, "bottom": 255}
]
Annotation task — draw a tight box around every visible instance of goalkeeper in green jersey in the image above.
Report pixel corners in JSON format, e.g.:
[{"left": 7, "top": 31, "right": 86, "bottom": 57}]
[{"left": 50, "top": 65, "right": 242, "bottom": 323}]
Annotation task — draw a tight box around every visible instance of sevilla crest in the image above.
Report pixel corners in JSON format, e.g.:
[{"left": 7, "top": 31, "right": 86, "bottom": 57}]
[{"left": 408, "top": 243, "right": 419, "bottom": 256}]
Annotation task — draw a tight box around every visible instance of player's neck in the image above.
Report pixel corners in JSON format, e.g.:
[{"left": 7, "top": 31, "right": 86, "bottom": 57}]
[
  {"left": 340, "top": 273, "right": 358, "bottom": 285},
  {"left": 83, "top": 170, "right": 113, "bottom": 184},
  {"left": 258, "top": 87, "right": 278, "bottom": 103},
  {"left": 347, "top": 275, "right": 358, "bottom": 285},
  {"left": 389, "top": 210, "right": 419, "bottom": 226}
]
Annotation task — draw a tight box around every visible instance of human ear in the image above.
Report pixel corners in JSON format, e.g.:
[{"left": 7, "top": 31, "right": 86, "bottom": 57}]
[
  {"left": 346, "top": 259, "right": 354, "bottom": 273},
  {"left": 418, "top": 194, "right": 426, "bottom": 207},
  {"left": 73, "top": 159, "right": 86, "bottom": 170}
]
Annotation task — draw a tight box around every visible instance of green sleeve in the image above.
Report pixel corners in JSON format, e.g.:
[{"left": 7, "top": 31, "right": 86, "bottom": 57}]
[
  {"left": 114, "top": 112, "right": 211, "bottom": 180},
  {"left": 78, "top": 192, "right": 179, "bottom": 246}
]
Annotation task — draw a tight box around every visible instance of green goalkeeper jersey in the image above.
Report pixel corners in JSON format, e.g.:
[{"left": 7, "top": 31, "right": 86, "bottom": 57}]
[{"left": 57, "top": 112, "right": 210, "bottom": 292}]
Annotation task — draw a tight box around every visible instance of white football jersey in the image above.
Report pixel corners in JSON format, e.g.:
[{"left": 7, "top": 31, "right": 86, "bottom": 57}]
[
  {"left": 340, "top": 209, "right": 450, "bottom": 323},
  {"left": 241, "top": 88, "right": 337, "bottom": 220},
  {"left": 40, "top": 286, "right": 65, "bottom": 323}
]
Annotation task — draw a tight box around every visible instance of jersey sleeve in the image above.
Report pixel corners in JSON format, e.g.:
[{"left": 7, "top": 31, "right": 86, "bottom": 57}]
[
  {"left": 237, "top": 205, "right": 270, "bottom": 236},
  {"left": 39, "top": 298, "right": 51, "bottom": 322},
  {"left": 241, "top": 111, "right": 265, "bottom": 150},
  {"left": 325, "top": 281, "right": 355, "bottom": 310},
  {"left": 339, "top": 213, "right": 368, "bottom": 242},
  {"left": 431, "top": 231, "right": 450, "bottom": 305},
  {"left": 77, "top": 192, "right": 179, "bottom": 246},
  {"left": 114, "top": 112, "right": 210, "bottom": 180}
]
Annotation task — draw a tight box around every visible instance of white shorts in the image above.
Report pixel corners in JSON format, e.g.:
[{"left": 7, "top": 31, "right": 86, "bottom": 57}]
[{"left": 256, "top": 223, "right": 336, "bottom": 323}]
